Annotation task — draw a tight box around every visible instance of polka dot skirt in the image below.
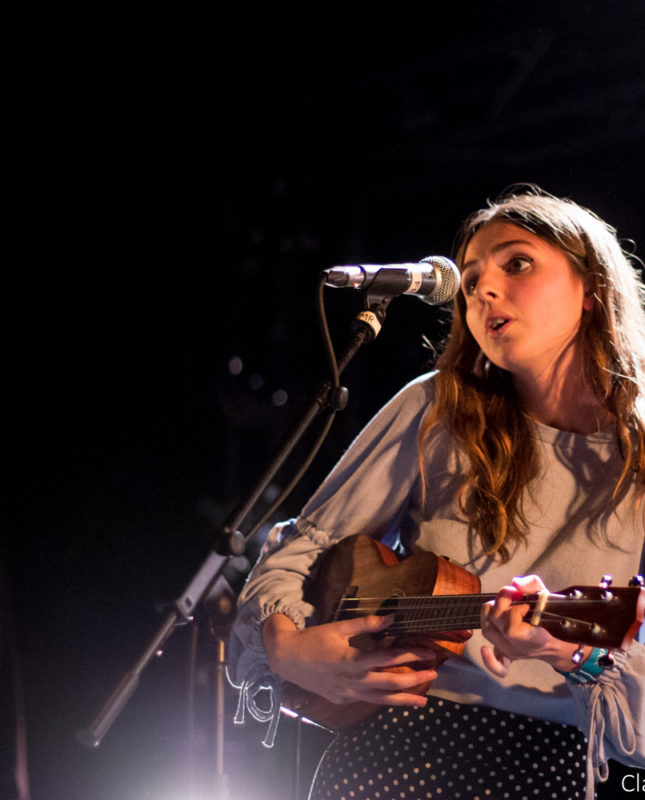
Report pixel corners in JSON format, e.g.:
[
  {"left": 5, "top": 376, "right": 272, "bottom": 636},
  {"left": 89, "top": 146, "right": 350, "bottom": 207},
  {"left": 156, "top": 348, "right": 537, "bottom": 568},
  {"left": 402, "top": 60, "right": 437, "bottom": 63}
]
[{"left": 308, "top": 697, "right": 589, "bottom": 800}]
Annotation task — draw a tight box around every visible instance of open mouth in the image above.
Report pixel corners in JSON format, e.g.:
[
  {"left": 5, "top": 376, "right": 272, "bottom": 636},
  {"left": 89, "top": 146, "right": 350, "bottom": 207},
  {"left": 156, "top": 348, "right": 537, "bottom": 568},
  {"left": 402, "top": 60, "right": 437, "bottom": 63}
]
[{"left": 487, "top": 316, "right": 512, "bottom": 334}]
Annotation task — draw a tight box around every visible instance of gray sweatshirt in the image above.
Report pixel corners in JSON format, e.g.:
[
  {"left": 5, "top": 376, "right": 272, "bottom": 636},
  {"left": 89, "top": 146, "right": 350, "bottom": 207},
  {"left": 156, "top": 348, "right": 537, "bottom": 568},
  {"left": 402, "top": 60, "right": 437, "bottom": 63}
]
[{"left": 229, "top": 372, "right": 645, "bottom": 797}]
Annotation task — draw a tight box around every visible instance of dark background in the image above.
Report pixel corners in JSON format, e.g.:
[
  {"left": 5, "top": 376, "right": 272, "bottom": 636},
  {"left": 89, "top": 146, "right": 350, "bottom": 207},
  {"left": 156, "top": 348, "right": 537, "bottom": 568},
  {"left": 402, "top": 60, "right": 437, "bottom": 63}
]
[{"left": 4, "top": 4, "right": 645, "bottom": 799}]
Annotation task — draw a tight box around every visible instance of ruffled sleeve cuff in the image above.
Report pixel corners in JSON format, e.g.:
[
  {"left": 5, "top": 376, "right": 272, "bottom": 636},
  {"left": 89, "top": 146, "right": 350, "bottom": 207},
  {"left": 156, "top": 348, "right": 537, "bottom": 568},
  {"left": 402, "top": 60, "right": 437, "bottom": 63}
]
[{"left": 227, "top": 600, "right": 309, "bottom": 748}]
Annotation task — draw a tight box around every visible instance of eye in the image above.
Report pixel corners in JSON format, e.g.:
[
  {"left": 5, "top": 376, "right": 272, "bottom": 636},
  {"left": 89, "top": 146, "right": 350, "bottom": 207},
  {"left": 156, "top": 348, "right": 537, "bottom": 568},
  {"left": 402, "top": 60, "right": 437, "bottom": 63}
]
[
  {"left": 462, "top": 272, "right": 479, "bottom": 296},
  {"left": 505, "top": 256, "right": 532, "bottom": 273}
]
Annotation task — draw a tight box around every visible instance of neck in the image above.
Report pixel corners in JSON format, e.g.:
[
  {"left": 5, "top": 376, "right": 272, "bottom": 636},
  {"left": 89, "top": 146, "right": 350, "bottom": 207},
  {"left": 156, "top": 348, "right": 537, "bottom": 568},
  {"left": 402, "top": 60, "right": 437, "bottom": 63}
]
[{"left": 513, "top": 365, "right": 611, "bottom": 434}]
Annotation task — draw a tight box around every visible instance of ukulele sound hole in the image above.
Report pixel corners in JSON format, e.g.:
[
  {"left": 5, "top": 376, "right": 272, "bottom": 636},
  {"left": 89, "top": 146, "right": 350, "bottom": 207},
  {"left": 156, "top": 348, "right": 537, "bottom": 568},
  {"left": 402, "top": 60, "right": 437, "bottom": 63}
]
[
  {"left": 378, "top": 595, "right": 402, "bottom": 615},
  {"left": 372, "top": 595, "right": 402, "bottom": 639}
]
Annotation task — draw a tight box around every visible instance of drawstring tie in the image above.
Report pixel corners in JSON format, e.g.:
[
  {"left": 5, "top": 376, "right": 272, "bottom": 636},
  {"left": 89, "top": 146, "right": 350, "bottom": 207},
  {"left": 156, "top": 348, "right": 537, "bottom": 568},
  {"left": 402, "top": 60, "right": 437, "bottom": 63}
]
[
  {"left": 231, "top": 666, "right": 282, "bottom": 748},
  {"left": 584, "top": 652, "right": 635, "bottom": 800}
]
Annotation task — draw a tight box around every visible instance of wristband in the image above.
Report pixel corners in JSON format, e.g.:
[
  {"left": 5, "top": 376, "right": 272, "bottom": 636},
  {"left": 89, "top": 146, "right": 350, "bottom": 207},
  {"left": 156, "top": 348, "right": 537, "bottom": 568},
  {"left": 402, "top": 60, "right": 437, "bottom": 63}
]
[{"left": 555, "top": 647, "right": 609, "bottom": 684}]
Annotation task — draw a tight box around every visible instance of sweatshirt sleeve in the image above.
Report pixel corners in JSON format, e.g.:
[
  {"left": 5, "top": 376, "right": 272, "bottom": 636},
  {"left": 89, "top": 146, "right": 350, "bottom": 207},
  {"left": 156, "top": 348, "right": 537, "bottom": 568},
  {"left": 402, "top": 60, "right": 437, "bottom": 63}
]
[
  {"left": 567, "top": 641, "right": 645, "bottom": 799},
  {"left": 226, "top": 372, "right": 435, "bottom": 744}
]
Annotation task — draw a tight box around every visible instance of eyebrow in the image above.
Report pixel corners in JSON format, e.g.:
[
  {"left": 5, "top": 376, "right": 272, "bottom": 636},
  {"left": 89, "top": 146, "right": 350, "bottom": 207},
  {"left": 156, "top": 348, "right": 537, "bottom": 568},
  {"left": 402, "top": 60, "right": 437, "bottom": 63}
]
[{"left": 462, "top": 239, "right": 534, "bottom": 272}]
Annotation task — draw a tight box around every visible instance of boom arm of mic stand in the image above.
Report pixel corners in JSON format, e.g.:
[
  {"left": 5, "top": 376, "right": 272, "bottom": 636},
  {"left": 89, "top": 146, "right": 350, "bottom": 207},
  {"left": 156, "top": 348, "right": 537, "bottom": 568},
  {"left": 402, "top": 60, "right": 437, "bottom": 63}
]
[
  {"left": 78, "top": 610, "right": 178, "bottom": 748},
  {"left": 78, "top": 314, "right": 378, "bottom": 749},
  {"left": 78, "top": 549, "right": 236, "bottom": 748}
]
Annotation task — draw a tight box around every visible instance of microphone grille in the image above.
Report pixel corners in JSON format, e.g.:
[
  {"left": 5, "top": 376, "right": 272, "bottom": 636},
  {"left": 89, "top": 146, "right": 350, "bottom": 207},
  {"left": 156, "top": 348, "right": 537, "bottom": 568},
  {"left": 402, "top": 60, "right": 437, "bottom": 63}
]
[{"left": 420, "top": 256, "right": 461, "bottom": 305}]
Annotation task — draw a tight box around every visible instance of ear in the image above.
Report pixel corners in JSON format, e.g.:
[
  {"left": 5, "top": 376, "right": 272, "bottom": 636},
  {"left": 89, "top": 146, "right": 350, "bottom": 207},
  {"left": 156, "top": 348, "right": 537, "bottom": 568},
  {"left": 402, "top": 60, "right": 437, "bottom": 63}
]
[{"left": 582, "top": 277, "right": 595, "bottom": 312}]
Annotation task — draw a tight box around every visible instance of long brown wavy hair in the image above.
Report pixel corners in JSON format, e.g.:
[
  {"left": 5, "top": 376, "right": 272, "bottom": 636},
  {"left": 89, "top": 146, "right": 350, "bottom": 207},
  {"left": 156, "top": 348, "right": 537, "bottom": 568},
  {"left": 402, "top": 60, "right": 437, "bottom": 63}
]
[{"left": 419, "top": 185, "right": 645, "bottom": 562}]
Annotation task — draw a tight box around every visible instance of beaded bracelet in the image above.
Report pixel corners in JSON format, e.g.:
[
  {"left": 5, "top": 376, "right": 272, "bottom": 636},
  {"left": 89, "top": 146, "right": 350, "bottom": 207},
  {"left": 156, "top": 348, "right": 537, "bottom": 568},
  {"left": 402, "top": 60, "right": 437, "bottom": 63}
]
[{"left": 555, "top": 647, "right": 610, "bottom": 684}]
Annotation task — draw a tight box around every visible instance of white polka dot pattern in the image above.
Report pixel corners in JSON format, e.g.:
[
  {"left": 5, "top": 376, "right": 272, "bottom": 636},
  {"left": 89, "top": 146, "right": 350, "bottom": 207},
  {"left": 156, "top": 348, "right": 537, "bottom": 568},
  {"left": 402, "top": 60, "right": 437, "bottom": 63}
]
[{"left": 308, "top": 698, "right": 588, "bottom": 800}]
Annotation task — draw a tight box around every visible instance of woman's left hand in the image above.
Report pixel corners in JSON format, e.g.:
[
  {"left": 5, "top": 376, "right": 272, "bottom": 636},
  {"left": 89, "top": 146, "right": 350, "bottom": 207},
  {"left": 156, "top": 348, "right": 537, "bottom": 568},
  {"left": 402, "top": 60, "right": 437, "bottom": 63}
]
[{"left": 480, "top": 575, "right": 590, "bottom": 677}]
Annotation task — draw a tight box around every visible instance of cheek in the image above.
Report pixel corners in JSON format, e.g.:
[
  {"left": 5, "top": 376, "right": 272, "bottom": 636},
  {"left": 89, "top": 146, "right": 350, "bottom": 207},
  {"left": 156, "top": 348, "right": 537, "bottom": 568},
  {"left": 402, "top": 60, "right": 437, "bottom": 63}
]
[
  {"left": 555, "top": 279, "right": 587, "bottom": 321},
  {"left": 465, "top": 307, "right": 485, "bottom": 345},
  {"left": 528, "top": 282, "right": 585, "bottom": 339}
]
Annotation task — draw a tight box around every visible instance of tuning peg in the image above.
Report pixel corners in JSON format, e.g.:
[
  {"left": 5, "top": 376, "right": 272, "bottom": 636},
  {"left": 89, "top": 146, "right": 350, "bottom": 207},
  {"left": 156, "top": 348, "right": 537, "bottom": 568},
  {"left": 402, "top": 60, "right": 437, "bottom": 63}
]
[
  {"left": 600, "top": 575, "right": 613, "bottom": 588},
  {"left": 629, "top": 575, "right": 645, "bottom": 587},
  {"left": 598, "top": 651, "right": 615, "bottom": 668}
]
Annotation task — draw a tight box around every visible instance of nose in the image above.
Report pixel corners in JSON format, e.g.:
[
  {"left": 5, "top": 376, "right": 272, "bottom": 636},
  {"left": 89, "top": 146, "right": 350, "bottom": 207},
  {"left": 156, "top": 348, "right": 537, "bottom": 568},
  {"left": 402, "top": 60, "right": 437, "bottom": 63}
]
[{"left": 474, "top": 264, "right": 505, "bottom": 302}]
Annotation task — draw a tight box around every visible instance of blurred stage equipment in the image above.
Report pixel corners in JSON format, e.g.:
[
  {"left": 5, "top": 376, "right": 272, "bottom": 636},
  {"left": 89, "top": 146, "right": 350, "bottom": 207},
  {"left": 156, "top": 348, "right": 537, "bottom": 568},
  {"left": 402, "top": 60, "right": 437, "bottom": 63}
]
[{"left": 78, "top": 256, "right": 460, "bottom": 799}]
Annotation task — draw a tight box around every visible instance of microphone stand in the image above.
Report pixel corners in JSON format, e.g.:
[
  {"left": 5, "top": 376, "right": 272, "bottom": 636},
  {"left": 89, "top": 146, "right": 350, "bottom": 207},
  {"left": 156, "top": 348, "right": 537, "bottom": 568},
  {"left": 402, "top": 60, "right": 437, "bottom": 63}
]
[{"left": 78, "top": 293, "right": 392, "bottom": 798}]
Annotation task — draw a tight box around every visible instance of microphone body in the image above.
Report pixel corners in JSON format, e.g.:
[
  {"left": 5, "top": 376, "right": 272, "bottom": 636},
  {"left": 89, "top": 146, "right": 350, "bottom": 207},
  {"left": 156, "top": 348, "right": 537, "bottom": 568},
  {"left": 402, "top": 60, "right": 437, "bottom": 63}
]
[{"left": 323, "top": 256, "right": 460, "bottom": 305}]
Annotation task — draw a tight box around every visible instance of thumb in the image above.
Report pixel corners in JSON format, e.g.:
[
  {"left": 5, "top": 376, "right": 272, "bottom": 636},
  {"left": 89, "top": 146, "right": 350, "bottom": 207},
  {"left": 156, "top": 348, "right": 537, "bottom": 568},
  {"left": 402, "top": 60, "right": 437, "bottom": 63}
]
[{"left": 512, "top": 574, "right": 547, "bottom": 594}]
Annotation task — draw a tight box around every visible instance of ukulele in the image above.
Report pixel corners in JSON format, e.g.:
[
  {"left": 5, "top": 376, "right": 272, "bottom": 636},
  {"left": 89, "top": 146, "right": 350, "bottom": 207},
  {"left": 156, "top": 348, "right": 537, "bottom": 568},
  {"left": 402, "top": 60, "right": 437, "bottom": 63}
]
[{"left": 281, "top": 534, "right": 645, "bottom": 732}]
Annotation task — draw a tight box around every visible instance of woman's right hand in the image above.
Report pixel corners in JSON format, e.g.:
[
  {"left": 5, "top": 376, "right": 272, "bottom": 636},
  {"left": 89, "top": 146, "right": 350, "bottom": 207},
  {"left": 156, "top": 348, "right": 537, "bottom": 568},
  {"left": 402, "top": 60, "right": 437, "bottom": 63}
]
[{"left": 262, "top": 613, "right": 439, "bottom": 707}]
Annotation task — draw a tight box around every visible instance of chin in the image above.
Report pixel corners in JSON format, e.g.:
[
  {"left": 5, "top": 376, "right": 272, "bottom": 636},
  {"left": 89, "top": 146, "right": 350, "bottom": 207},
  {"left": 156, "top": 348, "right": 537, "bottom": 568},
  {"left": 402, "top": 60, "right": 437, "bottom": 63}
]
[
  {"left": 482, "top": 345, "right": 532, "bottom": 376},
  {"left": 481, "top": 351, "right": 515, "bottom": 374}
]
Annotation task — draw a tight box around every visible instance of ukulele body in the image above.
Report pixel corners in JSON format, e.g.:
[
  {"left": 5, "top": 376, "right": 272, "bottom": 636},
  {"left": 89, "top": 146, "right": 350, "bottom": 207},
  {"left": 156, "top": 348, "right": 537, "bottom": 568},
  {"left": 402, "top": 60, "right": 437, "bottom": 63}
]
[{"left": 281, "top": 534, "right": 479, "bottom": 731}]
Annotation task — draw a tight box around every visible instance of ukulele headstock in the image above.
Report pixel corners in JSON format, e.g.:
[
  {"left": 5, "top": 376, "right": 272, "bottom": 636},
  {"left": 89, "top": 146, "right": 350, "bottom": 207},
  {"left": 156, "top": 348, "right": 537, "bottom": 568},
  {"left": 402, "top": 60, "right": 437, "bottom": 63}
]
[{"left": 523, "top": 576, "right": 645, "bottom": 650}]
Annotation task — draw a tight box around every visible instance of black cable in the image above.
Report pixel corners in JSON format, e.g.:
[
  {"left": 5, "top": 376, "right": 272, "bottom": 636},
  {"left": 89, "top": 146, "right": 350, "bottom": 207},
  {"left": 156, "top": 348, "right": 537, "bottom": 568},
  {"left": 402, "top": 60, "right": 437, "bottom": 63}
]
[
  {"left": 316, "top": 271, "right": 340, "bottom": 391},
  {"left": 243, "top": 274, "right": 340, "bottom": 541}
]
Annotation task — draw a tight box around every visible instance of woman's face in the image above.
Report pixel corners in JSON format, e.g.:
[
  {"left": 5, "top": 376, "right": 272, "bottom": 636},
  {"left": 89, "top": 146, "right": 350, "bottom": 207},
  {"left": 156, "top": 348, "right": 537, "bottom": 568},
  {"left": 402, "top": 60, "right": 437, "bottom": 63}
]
[{"left": 461, "top": 220, "right": 591, "bottom": 383}]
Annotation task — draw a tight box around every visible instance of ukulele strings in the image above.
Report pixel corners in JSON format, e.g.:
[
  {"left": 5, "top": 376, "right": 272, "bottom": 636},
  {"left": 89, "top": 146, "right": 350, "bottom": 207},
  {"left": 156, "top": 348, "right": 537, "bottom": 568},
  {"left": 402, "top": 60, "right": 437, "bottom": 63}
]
[
  {"left": 335, "top": 595, "right": 576, "bottom": 633},
  {"left": 379, "top": 611, "right": 571, "bottom": 634}
]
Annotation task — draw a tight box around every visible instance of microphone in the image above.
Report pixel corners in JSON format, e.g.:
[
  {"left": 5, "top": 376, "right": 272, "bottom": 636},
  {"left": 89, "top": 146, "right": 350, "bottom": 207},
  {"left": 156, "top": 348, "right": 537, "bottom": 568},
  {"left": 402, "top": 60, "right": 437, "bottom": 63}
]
[{"left": 323, "top": 256, "right": 460, "bottom": 305}]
